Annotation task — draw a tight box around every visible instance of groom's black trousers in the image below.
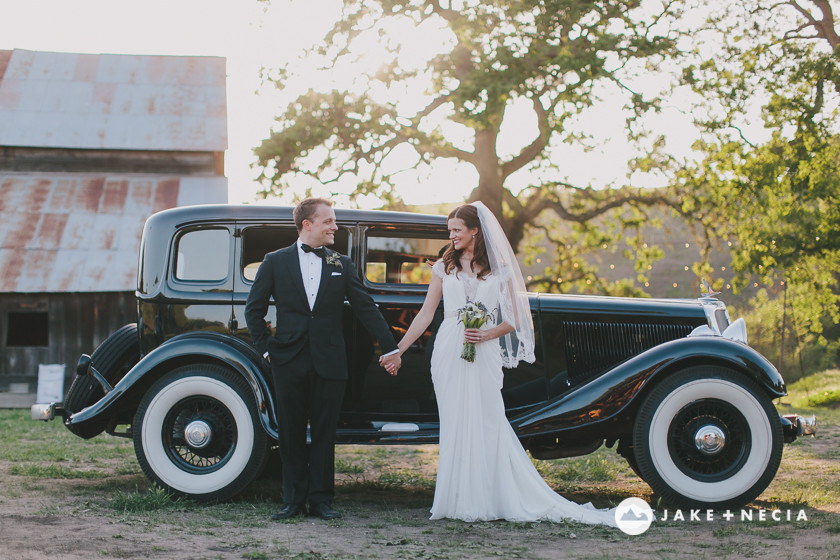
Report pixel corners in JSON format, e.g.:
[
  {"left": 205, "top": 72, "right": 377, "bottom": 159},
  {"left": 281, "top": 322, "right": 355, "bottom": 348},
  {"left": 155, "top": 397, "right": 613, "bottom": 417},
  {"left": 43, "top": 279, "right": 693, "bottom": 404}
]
[{"left": 271, "top": 348, "right": 346, "bottom": 508}]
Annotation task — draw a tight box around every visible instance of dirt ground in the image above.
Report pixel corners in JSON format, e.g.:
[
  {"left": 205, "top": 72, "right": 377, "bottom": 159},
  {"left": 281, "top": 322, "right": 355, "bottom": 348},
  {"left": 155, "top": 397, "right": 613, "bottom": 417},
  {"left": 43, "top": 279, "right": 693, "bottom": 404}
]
[
  {"left": 2, "top": 504, "right": 836, "bottom": 560},
  {"left": 2, "top": 438, "right": 840, "bottom": 560}
]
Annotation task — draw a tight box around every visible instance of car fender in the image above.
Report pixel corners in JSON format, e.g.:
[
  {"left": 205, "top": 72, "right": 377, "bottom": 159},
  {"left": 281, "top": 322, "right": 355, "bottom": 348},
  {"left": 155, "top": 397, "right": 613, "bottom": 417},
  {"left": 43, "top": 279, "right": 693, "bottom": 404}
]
[
  {"left": 67, "top": 332, "right": 278, "bottom": 440},
  {"left": 511, "top": 336, "right": 785, "bottom": 436}
]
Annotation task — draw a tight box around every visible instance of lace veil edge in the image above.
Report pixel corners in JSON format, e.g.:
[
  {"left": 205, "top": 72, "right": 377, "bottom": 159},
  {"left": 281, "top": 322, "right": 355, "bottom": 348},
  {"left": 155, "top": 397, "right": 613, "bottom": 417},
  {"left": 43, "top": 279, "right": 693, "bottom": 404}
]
[{"left": 471, "top": 202, "right": 535, "bottom": 367}]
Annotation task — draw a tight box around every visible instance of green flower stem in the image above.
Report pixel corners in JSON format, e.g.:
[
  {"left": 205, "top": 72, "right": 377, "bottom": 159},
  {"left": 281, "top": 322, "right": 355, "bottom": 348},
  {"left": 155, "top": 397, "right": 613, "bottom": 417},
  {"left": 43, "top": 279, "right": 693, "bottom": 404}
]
[{"left": 461, "top": 341, "right": 476, "bottom": 362}]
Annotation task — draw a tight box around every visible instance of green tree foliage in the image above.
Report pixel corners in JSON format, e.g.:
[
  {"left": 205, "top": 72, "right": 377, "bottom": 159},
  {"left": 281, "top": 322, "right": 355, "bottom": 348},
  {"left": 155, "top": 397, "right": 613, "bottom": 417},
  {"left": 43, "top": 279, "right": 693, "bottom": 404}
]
[
  {"left": 673, "top": 0, "right": 840, "bottom": 334},
  {"left": 254, "top": 0, "right": 687, "bottom": 294}
]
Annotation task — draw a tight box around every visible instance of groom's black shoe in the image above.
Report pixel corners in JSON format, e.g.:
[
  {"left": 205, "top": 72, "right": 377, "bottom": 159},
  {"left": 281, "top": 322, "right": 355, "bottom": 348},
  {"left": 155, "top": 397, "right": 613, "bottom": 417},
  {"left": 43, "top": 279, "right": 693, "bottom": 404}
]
[
  {"left": 310, "top": 502, "right": 342, "bottom": 520},
  {"left": 271, "top": 503, "right": 307, "bottom": 520}
]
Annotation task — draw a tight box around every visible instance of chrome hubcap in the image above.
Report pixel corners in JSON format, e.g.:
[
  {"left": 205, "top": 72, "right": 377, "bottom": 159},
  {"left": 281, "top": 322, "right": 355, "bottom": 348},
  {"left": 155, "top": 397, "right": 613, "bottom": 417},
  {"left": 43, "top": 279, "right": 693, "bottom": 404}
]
[
  {"left": 694, "top": 425, "right": 726, "bottom": 455},
  {"left": 184, "top": 420, "right": 212, "bottom": 448}
]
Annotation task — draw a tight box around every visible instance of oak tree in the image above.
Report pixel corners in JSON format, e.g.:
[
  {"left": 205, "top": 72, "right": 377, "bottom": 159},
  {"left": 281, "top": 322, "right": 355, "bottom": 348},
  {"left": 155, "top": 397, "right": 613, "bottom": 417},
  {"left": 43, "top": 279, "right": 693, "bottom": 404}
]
[{"left": 255, "top": 0, "right": 685, "bottom": 293}]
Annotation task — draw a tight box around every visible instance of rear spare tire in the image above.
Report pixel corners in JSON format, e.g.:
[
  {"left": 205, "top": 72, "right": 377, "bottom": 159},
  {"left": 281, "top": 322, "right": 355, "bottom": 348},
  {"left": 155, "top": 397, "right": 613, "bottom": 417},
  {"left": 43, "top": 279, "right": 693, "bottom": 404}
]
[{"left": 64, "top": 323, "right": 140, "bottom": 437}]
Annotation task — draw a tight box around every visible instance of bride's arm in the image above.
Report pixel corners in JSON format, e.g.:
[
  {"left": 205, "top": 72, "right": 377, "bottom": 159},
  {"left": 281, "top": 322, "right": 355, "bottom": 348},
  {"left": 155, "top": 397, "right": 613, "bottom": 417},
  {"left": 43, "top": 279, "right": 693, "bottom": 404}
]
[
  {"left": 464, "top": 275, "right": 516, "bottom": 344},
  {"left": 396, "top": 273, "right": 443, "bottom": 356},
  {"left": 464, "top": 321, "right": 514, "bottom": 345}
]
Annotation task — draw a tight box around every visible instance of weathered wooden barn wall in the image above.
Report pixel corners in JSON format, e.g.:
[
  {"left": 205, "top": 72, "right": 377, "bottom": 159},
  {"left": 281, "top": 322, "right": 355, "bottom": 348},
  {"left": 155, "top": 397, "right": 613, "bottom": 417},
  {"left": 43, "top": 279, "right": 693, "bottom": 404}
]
[
  {"left": 0, "top": 49, "right": 229, "bottom": 399},
  {"left": 0, "top": 292, "right": 136, "bottom": 391}
]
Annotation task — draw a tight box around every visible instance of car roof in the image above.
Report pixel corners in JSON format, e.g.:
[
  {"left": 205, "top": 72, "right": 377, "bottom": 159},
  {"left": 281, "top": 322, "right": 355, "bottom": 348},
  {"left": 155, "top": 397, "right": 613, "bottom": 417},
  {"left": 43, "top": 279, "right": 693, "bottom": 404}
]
[{"left": 148, "top": 204, "right": 448, "bottom": 228}]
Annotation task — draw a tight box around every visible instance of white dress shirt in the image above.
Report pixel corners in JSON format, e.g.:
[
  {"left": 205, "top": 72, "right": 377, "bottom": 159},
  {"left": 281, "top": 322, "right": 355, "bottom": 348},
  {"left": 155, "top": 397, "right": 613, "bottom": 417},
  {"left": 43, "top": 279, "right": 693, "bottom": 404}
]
[{"left": 297, "top": 239, "right": 323, "bottom": 310}]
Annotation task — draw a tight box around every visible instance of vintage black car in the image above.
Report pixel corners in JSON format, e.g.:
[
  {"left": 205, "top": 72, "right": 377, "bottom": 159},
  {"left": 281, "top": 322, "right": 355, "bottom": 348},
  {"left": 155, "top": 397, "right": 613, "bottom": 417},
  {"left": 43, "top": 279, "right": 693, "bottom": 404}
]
[{"left": 32, "top": 204, "right": 814, "bottom": 509}]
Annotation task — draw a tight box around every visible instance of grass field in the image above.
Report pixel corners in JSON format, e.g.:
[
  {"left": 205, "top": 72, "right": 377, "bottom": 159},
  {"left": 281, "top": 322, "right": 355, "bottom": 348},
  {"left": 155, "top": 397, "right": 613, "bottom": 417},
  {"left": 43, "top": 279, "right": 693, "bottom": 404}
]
[{"left": 1, "top": 372, "right": 839, "bottom": 559}]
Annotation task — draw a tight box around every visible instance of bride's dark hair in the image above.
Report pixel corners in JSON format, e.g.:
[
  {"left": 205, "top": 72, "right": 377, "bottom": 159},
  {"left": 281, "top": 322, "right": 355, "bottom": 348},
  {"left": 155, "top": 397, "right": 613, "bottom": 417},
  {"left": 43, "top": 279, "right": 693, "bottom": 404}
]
[{"left": 442, "top": 204, "right": 490, "bottom": 279}]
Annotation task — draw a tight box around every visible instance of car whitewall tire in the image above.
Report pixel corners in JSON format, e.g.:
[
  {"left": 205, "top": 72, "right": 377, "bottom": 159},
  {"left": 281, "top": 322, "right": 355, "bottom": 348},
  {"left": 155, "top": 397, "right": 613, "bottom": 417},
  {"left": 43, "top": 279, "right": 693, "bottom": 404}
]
[
  {"left": 133, "top": 365, "right": 267, "bottom": 501},
  {"left": 633, "top": 366, "right": 783, "bottom": 509}
]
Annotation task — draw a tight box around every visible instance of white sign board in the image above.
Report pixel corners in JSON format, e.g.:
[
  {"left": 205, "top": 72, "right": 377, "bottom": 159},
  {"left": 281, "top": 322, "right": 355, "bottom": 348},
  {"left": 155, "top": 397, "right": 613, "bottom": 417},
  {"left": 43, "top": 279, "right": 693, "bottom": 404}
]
[{"left": 36, "top": 364, "right": 65, "bottom": 403}]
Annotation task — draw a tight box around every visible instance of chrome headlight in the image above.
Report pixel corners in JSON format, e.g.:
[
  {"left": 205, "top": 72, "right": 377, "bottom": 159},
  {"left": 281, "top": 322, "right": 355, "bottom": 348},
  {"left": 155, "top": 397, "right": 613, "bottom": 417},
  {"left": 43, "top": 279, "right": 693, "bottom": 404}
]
[{"left": 722, "top": 317, "right": 748, "bottom": 344}]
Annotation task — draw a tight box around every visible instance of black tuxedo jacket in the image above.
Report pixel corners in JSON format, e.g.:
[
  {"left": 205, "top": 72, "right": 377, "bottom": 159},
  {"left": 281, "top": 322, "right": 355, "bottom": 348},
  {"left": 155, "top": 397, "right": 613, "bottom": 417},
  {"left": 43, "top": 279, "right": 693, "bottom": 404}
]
[{"left": 244, "top": 244, "right": 397, "bottom": 379}]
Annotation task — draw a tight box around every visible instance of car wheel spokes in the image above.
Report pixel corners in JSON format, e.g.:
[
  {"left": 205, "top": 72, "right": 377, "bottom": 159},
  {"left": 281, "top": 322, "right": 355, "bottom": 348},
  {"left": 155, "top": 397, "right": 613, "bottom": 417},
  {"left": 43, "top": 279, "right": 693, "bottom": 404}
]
[
  {"left": 668, "top": 399, "right": 751, "bottom": 481},
  {"left": 164, "top": 397, "right": 237, "bottom": 473}
]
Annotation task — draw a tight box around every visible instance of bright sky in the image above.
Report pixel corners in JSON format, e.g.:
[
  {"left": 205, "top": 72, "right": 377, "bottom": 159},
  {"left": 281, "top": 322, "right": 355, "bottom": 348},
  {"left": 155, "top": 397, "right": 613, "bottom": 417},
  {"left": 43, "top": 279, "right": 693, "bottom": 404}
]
[
  {"left": 0, "top": 0, "right": 695, "bottom": 208},
  {"left": 0, "top": 0, "right": 321, "bottom": 204}
]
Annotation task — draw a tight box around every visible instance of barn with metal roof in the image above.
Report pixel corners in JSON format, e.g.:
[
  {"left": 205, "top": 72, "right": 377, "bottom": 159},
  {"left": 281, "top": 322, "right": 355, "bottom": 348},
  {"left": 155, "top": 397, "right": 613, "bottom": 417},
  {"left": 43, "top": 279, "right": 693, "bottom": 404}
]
[{"left": 0, "top": 49, "right": 228, "bottom": 396}]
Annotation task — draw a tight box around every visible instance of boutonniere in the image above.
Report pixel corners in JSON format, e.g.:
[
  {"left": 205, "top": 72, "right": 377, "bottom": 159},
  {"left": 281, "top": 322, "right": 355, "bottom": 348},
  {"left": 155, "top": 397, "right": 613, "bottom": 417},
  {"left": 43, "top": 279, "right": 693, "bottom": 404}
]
[{"left": 324, "top": 253, "right": 342, "bottom": 269}]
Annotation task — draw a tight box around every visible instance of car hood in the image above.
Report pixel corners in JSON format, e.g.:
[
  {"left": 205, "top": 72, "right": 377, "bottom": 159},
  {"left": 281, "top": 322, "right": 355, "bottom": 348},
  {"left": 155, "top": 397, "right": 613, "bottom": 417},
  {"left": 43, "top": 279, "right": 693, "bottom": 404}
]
[{"left": 535, "top": 292, "right": 708, "bottom": 321}]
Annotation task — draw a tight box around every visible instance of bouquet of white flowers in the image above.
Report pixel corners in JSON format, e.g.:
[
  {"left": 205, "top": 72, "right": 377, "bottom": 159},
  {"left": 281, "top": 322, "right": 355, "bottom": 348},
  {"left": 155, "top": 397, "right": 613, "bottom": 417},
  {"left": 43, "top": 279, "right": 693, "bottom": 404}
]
[{"left": 457, "top": 300, "right": 495, "bottom": 362}]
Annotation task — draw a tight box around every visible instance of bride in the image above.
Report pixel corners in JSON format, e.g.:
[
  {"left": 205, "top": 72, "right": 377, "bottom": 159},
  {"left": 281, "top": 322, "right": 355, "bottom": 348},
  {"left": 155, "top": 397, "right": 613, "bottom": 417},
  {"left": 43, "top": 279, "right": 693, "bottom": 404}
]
[{"left": 381, "top": 202, "right": 617, "bottom": 526}]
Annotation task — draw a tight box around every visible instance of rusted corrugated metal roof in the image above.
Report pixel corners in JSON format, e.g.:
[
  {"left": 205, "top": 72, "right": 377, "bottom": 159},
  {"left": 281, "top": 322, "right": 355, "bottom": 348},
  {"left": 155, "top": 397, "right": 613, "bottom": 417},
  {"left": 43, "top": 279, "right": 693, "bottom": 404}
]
[
  {"left": 0, "top": 49, "right": 227, "bottom": 152},
  {"left": 0, "top": 173, "right": 228, "bottom": 293}
]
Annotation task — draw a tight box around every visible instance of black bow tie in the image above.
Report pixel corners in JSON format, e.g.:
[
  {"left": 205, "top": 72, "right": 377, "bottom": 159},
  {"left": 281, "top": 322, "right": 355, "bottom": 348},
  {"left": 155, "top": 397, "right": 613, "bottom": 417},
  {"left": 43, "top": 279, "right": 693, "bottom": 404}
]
[{"left": 301, "top": 243, "right": 327, "bottom": 258}]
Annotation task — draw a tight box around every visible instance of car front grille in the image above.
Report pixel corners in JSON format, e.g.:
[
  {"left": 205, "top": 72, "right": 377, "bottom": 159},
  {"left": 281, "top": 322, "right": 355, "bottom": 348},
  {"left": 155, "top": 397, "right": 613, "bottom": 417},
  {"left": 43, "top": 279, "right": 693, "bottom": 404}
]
[{"left": 563, "top": 320, "right": 696, "bottom": 381}]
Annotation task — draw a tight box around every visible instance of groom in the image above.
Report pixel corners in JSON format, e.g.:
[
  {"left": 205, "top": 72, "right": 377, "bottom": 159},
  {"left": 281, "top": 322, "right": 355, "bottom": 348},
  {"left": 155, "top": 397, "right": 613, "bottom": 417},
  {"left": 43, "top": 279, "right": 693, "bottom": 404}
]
[{"left": 245, "top": 197, "right": 401, "bottom": 520}]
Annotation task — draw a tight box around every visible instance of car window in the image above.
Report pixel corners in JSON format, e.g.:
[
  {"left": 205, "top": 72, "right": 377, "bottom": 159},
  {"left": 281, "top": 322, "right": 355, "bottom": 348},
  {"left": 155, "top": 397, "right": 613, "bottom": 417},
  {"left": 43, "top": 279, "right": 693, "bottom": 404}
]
[
  {"left": 365, "top": 231, "right": 449, "bottom": 285},
  {"left": 240, "top": 226, "right": 351, "bottom": 282},
  {"left": 174, "top": 228, "right": 230, "bottom": 282}
]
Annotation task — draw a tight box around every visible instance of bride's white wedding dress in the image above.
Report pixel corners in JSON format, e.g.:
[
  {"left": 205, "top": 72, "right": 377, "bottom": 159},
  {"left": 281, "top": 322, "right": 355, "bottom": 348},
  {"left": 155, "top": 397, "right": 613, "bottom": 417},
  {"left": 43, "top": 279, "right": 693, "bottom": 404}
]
[{"left": 429, "top": 261, "right": 617, "bottom": 526}]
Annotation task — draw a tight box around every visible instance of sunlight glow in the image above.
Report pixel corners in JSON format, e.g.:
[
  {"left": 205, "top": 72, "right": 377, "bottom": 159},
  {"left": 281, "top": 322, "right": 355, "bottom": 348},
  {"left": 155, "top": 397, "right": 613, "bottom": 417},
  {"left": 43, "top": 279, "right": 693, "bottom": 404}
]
[{"left": 0, "top": 0, "right": 697, "bottom": 209}]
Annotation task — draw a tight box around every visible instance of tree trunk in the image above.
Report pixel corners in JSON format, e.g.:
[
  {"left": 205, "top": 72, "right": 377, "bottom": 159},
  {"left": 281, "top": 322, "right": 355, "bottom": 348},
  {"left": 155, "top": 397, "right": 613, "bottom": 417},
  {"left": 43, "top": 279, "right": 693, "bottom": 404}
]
[{"left": 468, "top": 127, "right": 525, "bottom": 249}]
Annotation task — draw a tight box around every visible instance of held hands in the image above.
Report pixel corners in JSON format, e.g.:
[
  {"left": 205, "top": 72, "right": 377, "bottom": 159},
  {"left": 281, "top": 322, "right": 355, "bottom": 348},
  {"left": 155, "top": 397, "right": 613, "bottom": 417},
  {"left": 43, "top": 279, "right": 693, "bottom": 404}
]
[{"left": 379, "top": 353, "right": 401, "bottom": 376}]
